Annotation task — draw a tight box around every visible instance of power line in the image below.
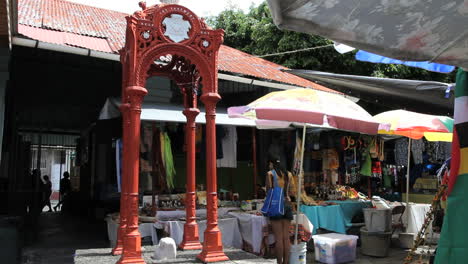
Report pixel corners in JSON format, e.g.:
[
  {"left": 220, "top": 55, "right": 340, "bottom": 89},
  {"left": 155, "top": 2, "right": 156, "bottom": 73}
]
[{"left": 255, "top": 44, "right": 334, "bottom": 58}]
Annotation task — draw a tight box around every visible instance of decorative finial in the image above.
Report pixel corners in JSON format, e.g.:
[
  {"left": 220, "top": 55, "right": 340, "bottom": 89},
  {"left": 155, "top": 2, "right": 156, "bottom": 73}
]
[{"left": 138, "top": 1, "right": 147, "bottom": 10}]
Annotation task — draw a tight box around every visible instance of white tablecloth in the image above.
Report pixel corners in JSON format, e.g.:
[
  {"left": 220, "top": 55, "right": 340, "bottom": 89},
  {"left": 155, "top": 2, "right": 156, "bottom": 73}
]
[
  {"left": 160, "top": 217, "right": 243, "bottom": 249},
  {"left": 402, "top": 203, "right": 438, "bottom": 240},
  {"left": 105, "top": 217, "right": 158, "bottom": 247},
  {"left": 228, "top": 212, "right": 273, "bottom": 254},
  {"left": 155, "top": 207, "right": 238, "bottom": 221}
]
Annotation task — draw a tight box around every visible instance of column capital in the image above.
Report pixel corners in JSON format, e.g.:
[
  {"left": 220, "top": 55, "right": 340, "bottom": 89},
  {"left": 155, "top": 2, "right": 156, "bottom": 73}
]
[
  {"left": 126, "top": 85, "right": 148, "bottom": 96},
  {"left": 182, "top": 108, "right": 200, "bottom": 120},
  {"left": 200, "top": 92, "right": 221, "bottom": 105},
  {"left": 126, "top": 86, "right": 148, "bottom": 109}
]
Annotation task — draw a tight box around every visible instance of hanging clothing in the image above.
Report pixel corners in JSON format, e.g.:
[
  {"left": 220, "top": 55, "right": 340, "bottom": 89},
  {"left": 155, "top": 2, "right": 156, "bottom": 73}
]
[
  {"left": 411, "top": 139, "right": 425, "bottom": 165},
  {"left": 216, "top": 125, "right": 225, "bottom": 159},
  {"left": 311, "top": 132, "right": 321, "bottom": 150},
  {"left": 292, "top": 134, "right": 303, "bottom": 176},
  {"left": 360, "top": 152, "right": 372, "bottom": 177},
  {"left": 426, "top": 141, "right": 452, "bottom": 163},
  {"left": 195, "top": 125, "right": 203, "bottom": 153},
  {"left": 394, "top": 138, "right": 409, "bottom": 167},
  {"left": 382, "top": 166, "right": 392, "bottom": 188},
  {"left": 160, "top": 133, "right": 166, "bottom": 168},
  {"left": 350, "top": 166, "right": 360, "bottom": 184},
  {"left": 217, "top": 126, "right": 238, "bottom": 168},
  {"left": 322, "top": 149, "right": 339, "bottom": 170},
  {"left": 371, "top": 161, "right": 382, "bottom": 178},
  {"left": 162, "top": 132, "right": 176, "bottom": 190},
  {"left": 200, "top": 126, "right": 225, "bottom": 160},
  {"left": 140, "top": 124, "right": 153, "bottom": 173},
  {"left": 152, "top": 128, "right": 167, "bottom": 192}
]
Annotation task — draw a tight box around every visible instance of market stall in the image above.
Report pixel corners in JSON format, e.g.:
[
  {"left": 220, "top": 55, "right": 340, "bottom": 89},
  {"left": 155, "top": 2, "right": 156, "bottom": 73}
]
[
  {"left": 227, "top": 211, "right": 312, "bottom": 256},
  {"left": 228, "top": 88, "right": 387, "bottom": 263},
  {"left": 160, "top": 217, "right": 243, "bottom": 249},
  {"left": 300, "top": 200, "right": 371, "bottom": 234},
  {"left": 105, "top": 214, "right": 158, "bottom": 247},
  {"left": 374, "top": 110, "right": 453, "bottom": 205}
]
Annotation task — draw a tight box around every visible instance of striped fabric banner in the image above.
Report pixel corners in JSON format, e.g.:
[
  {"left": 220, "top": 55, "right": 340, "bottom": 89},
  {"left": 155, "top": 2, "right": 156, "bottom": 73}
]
[{"left": 435, "top": 68, "right": 468, "bottom": 264}]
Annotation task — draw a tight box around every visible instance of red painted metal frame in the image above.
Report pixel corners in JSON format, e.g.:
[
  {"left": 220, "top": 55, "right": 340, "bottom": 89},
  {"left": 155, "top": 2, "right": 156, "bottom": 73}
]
[{"left": 114, "top": 3, "right": 226, "bottom": 263}]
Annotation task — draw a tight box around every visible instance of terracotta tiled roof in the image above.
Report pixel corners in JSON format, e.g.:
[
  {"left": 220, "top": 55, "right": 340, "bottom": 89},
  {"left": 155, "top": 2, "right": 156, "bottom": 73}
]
[{"left": 17, "top": 0, "right": 335, "bottom": 92}]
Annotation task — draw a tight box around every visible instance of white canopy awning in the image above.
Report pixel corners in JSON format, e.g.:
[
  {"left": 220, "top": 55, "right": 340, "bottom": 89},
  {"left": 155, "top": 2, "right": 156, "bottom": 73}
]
[{"left": 99, "top": 98, "right": 256, "bottom": 127}]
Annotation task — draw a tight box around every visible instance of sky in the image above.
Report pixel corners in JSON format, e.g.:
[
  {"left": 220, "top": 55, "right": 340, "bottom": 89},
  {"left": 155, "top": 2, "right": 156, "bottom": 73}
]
[{"left": 67, "top": 0, "right": 265, "bottom": 17}]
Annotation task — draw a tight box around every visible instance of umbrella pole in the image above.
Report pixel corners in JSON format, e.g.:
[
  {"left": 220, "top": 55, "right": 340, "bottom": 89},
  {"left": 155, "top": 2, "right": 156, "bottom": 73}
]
[
  {"left": 294, "top": 124, "right": 307, "bottom": 245},
  {"left": 406, "top": 138, "right": 412, "bottom": 228},
  {"left": 406, "top": 138, "right": 411, "bottom": 205},
  {"left": 252, "top": 127, "right": 257, "bottom": 198}
]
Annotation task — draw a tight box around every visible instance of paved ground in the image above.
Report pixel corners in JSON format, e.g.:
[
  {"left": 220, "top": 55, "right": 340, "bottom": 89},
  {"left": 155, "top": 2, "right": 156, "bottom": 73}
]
[
  {"left": 21, "top": 212, "right": 108, "bottom": 264},
  {"left": 74, "top": 246, "right": 427, "bottom": 264},
  {"left": 75, "top": 247, "right": 276, "bottom": 264},
  {"left": 22, "top": 211, "right": 434, "bottom": 264}
]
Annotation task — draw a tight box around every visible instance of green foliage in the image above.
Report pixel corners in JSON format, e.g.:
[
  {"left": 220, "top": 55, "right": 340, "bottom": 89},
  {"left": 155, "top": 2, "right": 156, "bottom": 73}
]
[{"left": 208, "top": 2, "right": 456, "bottom": 83}]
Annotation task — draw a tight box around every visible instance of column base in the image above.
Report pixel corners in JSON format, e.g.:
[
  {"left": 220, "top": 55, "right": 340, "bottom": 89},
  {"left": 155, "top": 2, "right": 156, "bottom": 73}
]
[
  {"left": 111, "top": 245, "right": 123, "bottom": 256},
  {"left": 180, "top": 221, "right": 202, "bottom": 250},
  {"left": 116, "top": 256, "right": 146, "bottom": 264},
  {"left": 179, "top": 240, "right": 203, "bottom": 250},
  {"left": 197, "top": 250, "right": 229, "bottom": 263}
]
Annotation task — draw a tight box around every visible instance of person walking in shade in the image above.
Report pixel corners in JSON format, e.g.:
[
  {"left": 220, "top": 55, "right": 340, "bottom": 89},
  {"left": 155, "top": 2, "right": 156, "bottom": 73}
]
[
  {"left": 54, "top": 171, "right": 71, "bottom": 211},
  {"left": 41, "top": 175, "right": 53, "bottom": 212},
  {"left": 266, "top": 158, "right": 293, "bottom": 264}
]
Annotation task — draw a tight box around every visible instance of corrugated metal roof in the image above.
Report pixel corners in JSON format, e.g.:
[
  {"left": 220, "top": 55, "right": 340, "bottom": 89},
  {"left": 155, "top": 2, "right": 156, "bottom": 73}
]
[
  {"left": 17, "top": 0, "right": 335, "bottom": 92},
  {"left": 20, "top": 132, "right": 79, "bottom": 147},
  {"left": 18, "top": 24, "right": 113, "bottom": 53}
]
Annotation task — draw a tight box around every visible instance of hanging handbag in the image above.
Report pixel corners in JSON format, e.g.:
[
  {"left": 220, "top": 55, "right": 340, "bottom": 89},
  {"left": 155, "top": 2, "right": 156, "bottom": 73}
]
[{"left": 261, "top": 170, "right": 285, "bottom": 217}]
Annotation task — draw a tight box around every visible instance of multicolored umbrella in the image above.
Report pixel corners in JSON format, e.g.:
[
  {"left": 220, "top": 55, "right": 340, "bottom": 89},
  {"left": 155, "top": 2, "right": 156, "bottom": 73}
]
[
  {"left": 374, "top": 110, "right": 454, "bottom": 142},
  {"left": 374, "top": 109, "right": 453, "bottom": 216},
  {"left": 228, "top": 88, "right": 387, "bottom": 245},
  {"left": 228, "top": 88, "right": 386, "bottom": 134}
]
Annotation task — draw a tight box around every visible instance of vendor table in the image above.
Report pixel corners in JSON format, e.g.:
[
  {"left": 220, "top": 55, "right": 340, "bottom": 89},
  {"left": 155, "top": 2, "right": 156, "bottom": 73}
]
[
  {"left": 159, "top": 217, "right": 243, "bottom": 249},
  {"left": 300, "top": 200, "right": 371, "bottom": 234},
  {"left": 228, "top": 211, "right": 312, "bottom": 256},
  {"left": 228, "top": 212, "right": 272, "bottom": 255},
  {"left": 402, "top": 203, "right": 436, "bottom": 237},
  {"left": 105, "top": 216, "right": 158, "bottom": 247},
  {"left": 155, "top": 207, "right": 238, "bottom": 224}
]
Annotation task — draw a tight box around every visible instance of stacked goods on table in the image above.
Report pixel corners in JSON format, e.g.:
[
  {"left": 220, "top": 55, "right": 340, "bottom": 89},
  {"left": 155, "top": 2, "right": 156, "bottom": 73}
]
[
  {"left": 157, "top": 194, "right": 185, "bottom": 210},
  {"left": 312, "top": 184, "right": 367, "bottom": 203}
]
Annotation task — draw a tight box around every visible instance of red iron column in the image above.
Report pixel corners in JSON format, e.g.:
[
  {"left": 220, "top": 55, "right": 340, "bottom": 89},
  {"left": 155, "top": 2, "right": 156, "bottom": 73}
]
[
  {"left": 112, "top": 103, "right": 130, "bottom": 256},
  {"left": 197, "top": 93, "right": 229, "bottom": 262},
  {"left": 118, "top": 86, "right": 147, "bottom": 264},
  {"left": 179, "top": 108, "right": 203, "bottom": 250}
]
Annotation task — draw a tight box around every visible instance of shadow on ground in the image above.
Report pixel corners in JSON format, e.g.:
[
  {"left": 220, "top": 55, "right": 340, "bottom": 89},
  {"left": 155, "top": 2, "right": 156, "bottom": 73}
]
[{"left": 21, "top": 212, "right": 108, "bottom": 264}]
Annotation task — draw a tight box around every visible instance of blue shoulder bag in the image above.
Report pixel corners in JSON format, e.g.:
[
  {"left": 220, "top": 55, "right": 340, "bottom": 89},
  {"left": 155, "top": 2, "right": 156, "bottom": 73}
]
[{"left": 261, "top": 170, "right": 285, "bottom": 217}]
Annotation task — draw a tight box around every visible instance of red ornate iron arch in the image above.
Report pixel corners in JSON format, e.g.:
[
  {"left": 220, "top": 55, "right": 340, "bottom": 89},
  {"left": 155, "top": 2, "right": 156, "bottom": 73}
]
[{"left": 112, "top": 2, "right": 227, "bottom": 264}]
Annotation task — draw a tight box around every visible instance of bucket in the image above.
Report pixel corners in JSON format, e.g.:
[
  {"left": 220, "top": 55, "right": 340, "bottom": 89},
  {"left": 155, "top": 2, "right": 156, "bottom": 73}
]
[
  {"left": 360, "top": 227, "right": 391, "bottom": 257},
  {"left": 399, "top": 233, "right": 415, "bottom": 249},
  {"left": 363, "top": 208, "right": 392, "bottom": 232},
  {"left": 289, "top": 242, "right": 307, "bottom": 264}
]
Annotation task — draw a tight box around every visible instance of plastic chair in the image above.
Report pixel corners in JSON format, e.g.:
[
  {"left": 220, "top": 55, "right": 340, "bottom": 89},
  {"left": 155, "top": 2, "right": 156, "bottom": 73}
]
[{"left": 391, "top": 205, "right": 406, "bottom": 235}]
